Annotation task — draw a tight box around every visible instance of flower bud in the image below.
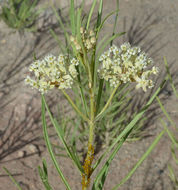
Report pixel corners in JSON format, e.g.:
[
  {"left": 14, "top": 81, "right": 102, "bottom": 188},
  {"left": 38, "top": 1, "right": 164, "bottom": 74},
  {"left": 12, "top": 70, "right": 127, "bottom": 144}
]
[
  {"left": 80, "top": 27, "right": 84, "bottom": 34},
  {"left": 90, "top": 37, "right": 96, "bottom": 44},
  {"left": 89, "top": 30, "right": 94, "bottom": 36},
  {"left": 70, "top": 35, "right": 75, "bottom": 42},
  {"left": 76, "top": 43, "right": 81, "bottom": 51}
]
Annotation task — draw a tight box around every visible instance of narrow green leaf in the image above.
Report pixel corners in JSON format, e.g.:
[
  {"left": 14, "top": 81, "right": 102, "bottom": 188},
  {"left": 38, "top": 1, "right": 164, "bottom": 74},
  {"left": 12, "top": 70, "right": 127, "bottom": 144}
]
[
  {"left": 164, "top": 57, "right": 178, "bottom": 99},
  {"left": 70, "top": 0, "right": 75, "bottom": 35},
  {"left": 96, "top": 32, "right": 125, "bottom": 63},
  {"left": 41, "top": 96, "right": 71, "bottom": 190},
  {"left": 42, "top": 95, "right": 83, "bottom": 173},
  {"left": 110, "top": 0, "right": 119, "bottom": 46},
  {"left": 156, "top": 96, "right": 177, "bottom": 130},
  {"left": 168, "top": 164, "right": 178, "bottom": 185},
  {"left": 50, "top": 29, "right": 66, "bottom": 53},
  {"left": 61, "top": 89, "right": 90, "bottom": 123},
  {"left": 76, "top": 66, "right": 89, "bottom": 116},
  {"left": 96, "top": 34, "right": 109, "bottom": 51},
  {"left": 42, "top": 159, "right": 48, "bottom": 177},
  {"left": 54, "top": 119, "right": 84, "bottom": 172},
  {"left": 111, "top": 130, "right": 165, "bottom": 189},
  {"left": 96, "top": 0, "right": 103, "bottom": 29},
  {"left": 171, "top": 145, "right": 178, "bottom": 164},
  {"left": 160, "top": 119, "right": 178, "bottom": 148},
  {"left": 76, "top": 8, "right": 81, "bottom": 36},
  {"left": 18, "top": 0, "right": 29, "bottom": 19},
  {"left": 97, "top": 100, "right": 125, "bottom": 122},
  {"left": 3, "top": 167, "right": 22, "bottom": 190},
  {"left": 51, "top": 4, "right": 70, "bottom": 43},
  {"left": 93, "top": 79, "right": 167, "bottom": 171},
  {"left": 92, "top": 133, "right": 129, "bottom": 190},
  {"left": 96, "top": 83, "right": 120, "bottom": 121},
  {"left": 96, "top": 10, "right": 118, "bottom": 39},
  {"left": 38, "top": 159, "right": 53, "bottom": 190},
  {"left": 86, "top": 0, "right": 97, "bottom": 30},
  {"left": 107, "top": 79, "right": 166, "bottom": 153}
]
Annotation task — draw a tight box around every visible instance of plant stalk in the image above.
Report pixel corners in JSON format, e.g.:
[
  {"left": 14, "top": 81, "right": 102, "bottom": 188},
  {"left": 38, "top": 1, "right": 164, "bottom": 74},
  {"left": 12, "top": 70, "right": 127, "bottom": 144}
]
[
  {"left": 82, "top": 70, "right": 95, "bottom": 190},
  {"left": 96, "top": 83, "right": 120, "bottom": 120},
  {"left": 61, "top": 89, "right": 90, "bottom": 123}
]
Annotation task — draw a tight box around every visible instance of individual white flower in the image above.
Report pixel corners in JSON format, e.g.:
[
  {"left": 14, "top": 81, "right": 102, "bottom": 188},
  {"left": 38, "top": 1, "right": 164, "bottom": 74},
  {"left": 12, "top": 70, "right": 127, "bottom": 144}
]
[
  {"left": 69, "top": 64, "right": 78, "bottom": 78},
  {"left": 57, "top": 64, "right": 67, "bottom": 74},
  {"left": 152, "top": 66, "right": 159, "bottom": 74},
  {"left": 103, "top": 58, "right": 112, "bottom": 70},
  {"left": 135, "top": 77, "right": 149, "bottom": 92},
  {"left": 120, "top": 42, "right": 131, "bottom": 51},
  {"left": 110, "top": 76, "right": 120, "bottom": 87},
  {"left": 121, "top": 53, "right": 131, "bottom": 62},
  {"left": 45, "top": 54, "right": 56, "bottom": 63},
  {"left": 71, "top": 58, "right": 79, "bottom": 66},
  {"left": 112, "top": 65, "right": 122, "bottom": 74},
  {"left": 99, "top": 50, "right": 110, "bottom": 61},
  {"left": 58, "top": 54, "right": 65, "bottom": 64}
]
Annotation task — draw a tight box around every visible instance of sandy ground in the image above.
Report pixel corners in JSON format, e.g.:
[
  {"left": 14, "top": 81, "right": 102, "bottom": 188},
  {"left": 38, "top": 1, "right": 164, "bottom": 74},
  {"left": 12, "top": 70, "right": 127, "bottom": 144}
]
[{"left": 0, "top": 0, "right": 178, "bottom": 189}]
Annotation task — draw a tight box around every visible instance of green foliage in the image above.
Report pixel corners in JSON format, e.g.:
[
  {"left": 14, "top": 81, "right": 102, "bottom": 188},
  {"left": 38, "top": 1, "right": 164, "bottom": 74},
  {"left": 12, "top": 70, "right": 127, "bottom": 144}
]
[
  {"left": 111, "top": 130, "right": 165, "bottom": 190},
  {"left": 157, "top": 58, "right": 178, "bottom": 189},
  {"left": 41, "top": 96, "right": 72, "bottom": 190},
  {"left": 41, "top": 78, "right": 166, "bottom": 189},
  {"left": 3, "top": 167, "right": 22, "bottom": 190},
  {"left": 0, "top": 0, "right": 39, "bottom": 32},
  {"left": 38, "top": 159, "right": 53, "bottom": 190}
]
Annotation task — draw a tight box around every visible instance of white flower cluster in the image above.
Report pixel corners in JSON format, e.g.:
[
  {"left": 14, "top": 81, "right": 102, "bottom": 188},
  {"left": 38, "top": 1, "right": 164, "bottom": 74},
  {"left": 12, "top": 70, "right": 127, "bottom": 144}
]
[
  {"left": 70, "top": 27, "right": 96, "bottom": 52},
  {"left": 98, "top": 43, "right": 159, "bottom": 92},
  {"left": 25, "top": 54, "right": 79, "bottom": 94}
]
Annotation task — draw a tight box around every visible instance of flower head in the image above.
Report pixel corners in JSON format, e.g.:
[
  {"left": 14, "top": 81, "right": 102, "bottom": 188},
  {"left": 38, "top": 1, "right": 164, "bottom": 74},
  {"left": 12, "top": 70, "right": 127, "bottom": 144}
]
[
  {"left": 98, "top": 43, "right": 159, "bottom": 92},
  {"left": 70, "top": 27, "right": 96, "bottom": 52},
  {"left": 25, "top": 54, "right": 79, "bottom": 94}
]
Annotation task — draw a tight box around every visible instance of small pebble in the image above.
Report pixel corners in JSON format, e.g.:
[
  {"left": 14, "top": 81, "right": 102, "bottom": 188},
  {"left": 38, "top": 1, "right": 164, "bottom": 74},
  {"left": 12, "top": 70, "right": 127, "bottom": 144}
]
[
  {"left": 18, "top": 150, "right": 26, "bottom": 158},
  {"left": 28, "top": 144, "right": 36, "bottom": 153}
]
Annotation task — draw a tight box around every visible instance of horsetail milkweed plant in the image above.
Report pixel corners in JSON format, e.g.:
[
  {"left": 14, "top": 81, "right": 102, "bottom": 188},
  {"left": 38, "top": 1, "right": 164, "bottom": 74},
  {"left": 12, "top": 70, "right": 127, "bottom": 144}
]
[{"left": 24, "top": 1, "right": 166, "bottom": 190}]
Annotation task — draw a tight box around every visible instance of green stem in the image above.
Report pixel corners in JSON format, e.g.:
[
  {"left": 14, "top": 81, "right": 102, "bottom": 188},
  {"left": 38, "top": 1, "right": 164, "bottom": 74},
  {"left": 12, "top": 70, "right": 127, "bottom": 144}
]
[
  {"left": 88, "top": 87, "right": 95, "bottom": 145},
  {"left": 86, "top": 0, "right": 97, "bottom": 30},
  {"left": 82, "top": 67, "right": 96, "bottom": 190},
  {"left": 76, "top": 66, "right": 89, "bottom": 116},
  {"left": 96, "top": 83, "right": 120, "bottom": 120},
  {"left": 83, "top": 187, "right": 87, "bottom": 190},
  {"left": 50, "top": 2, "right": 69, "bottom": 43},
  {"left": 61, "top": 90, "right": 90, "bottom": 123},
  {"left": 156, "top": 96, "right": 177, "bottom": 130},
  {"left": 164, "top": 57, "right": 178, "bottom": 99},
  {"left": 95, "top": 79, "right": 104, "bottom": 114},
  {"left": 160, "top": 119, "right": 178, "bottom": 148},
  {"left": 110, "top": 0, "right": 119, "bottom": 46}
]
